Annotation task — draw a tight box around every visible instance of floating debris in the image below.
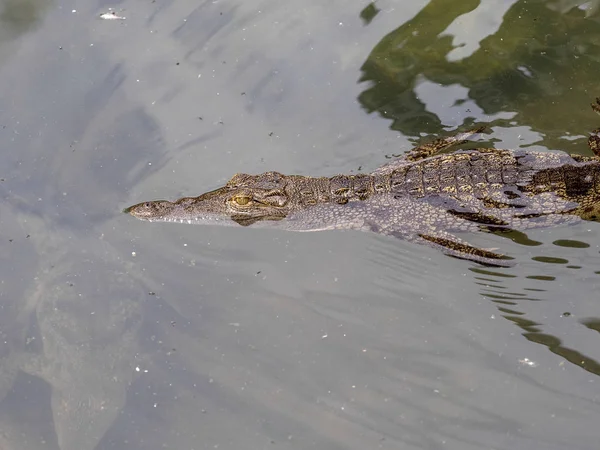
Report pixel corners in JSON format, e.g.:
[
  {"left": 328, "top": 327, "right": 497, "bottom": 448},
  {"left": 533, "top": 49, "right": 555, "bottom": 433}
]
[
  {"left": 100, "top": 10, "right": 126, "bottom": 20},
  {"left": 518, "top": 358, "right": 539, "bottom": 368}
]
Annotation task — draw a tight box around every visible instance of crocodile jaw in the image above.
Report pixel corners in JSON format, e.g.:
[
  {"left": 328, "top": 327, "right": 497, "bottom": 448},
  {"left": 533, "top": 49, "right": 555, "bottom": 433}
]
[{"left": 124, "top": 201, "right": 243, "bottom": 226}]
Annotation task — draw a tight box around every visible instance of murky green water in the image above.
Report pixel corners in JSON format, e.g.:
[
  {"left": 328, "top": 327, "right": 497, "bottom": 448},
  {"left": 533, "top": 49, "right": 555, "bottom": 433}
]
[{"left": 0, "top": 0, "right": 599, "bottom": 449}]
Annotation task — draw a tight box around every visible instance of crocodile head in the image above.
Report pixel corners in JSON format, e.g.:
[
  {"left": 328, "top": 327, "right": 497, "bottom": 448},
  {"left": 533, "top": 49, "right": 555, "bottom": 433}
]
[{"left": 124, "top": 171, "right": 292, "bottom": 226}]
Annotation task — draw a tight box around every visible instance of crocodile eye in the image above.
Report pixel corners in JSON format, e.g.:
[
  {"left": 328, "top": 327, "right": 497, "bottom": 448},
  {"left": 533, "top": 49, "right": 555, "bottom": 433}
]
[{"left": 233, "top": 196, "right": 251, "bottom": 206}]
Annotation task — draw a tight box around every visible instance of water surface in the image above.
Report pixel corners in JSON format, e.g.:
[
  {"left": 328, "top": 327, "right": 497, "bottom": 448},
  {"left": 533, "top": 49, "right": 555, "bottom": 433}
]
[{"left": 0, "top": 0, "right": 599, "bottom": 449}]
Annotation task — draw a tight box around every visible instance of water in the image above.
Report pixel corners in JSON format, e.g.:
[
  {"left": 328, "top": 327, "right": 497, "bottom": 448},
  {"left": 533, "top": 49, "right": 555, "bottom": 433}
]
[{"left": 0, "top": 0, "right": 599, "bottom": 448}]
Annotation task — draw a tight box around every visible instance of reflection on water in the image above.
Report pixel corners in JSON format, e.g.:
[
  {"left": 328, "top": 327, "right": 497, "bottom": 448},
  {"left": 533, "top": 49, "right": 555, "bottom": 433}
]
[
  {"left": 582, "top": 318, "right": 600, "bottom": 333},
  {"left": 471, "top": 229, "right": 600, "bottom": 376},
  {"left": 492, "top": 229, "right": 543, "bottom": 247},
  {"left": 553, "top": 239, "right": 591, "bottom": 248},
  {"left": 0, "top": 0, "right": 49, "bottom": 44},
  {"left": 358, "top": 0, "right": 600, "bottom": 154},
  {"left": 359, "top": 2, "right": 380, "bottom": 26},
  {"left": 524, "top": 333, "right": 600, "bottom": 375},
  {"left": 532, "top": 256, "right": 570, "bottom": 264},
  {"left": 548, "top": 0, "right": 600, "bottom": 16}
]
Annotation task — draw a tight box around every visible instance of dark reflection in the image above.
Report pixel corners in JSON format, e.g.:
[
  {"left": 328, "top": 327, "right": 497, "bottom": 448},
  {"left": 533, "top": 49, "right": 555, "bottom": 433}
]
[
  {"left": 481, "top": 293, "right": 540, "bottom": 301},
  {"left": 492, "top": 229, "right": 543, "bottom": 247},
  {"left": 523, "top": 333, "right": 600, "bottom": 375},
  {"left": 0, "top": 0, "right": 49, "bottom": 44},
  {"left": 475, "top": 282, "right": 505, "bottom": 289},
  {"left": 581, "top": 318, "right": 600, "bottom": 333},
  {"left": 526, "top": 275, "right": 556, "bottom": 281},
  {"left": 471, "top": 268, "right": 517, "bottom": 279},
  {"left": 359, "top": 2, "right": 380, "bottom": 25},
  {"left": 470, "top": 258, "right": 600, "bottom": 376},
  {"left": 359, "top": 0, "right": 480, "bottom": 134},
  {"left": 531, "top": 256, "right": 569, "bottom": 264},
  {"left": 504, "top": 315, "right": 542, "bottom": 333},
  {"left": 497, "top": 307, "right": 523, "bottom": 315},
  {"left": 357, "top": 0, "right": 600, "bottom": 154},
  {"left": 553, "top": 239, "right": 590, "bottom": 248}
]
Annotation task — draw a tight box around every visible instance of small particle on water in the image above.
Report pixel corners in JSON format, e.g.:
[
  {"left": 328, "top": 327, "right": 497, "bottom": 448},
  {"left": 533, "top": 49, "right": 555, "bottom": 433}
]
[
  {"left": 132, "top": 251, "right": 136, "bottom": 257},
  {"left": 321, "top": 334, "right": 328, "bottom": 339},
  {"left": 518, "top": 358, "right": 538, "bottom": 367},
  {"left": 100, "top": 11, "right": 126, "bottom": 20}
]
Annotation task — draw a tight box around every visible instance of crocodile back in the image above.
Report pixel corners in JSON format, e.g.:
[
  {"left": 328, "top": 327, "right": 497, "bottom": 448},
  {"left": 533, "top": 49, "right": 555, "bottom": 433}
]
[{"left": 380, "top": 148, "right": 596, "bottom": 200}]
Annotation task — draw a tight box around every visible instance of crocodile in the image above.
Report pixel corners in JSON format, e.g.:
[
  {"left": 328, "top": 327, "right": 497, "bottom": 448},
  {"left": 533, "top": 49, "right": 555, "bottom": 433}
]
[{"left": 125, "top": 100, "right": 600, "bottom": 266}]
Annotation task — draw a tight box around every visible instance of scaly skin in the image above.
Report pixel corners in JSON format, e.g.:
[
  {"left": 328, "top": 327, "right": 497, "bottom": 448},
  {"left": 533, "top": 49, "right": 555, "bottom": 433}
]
[{"left": 125, "top": 100, "right": 600, "bottom": 266}]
